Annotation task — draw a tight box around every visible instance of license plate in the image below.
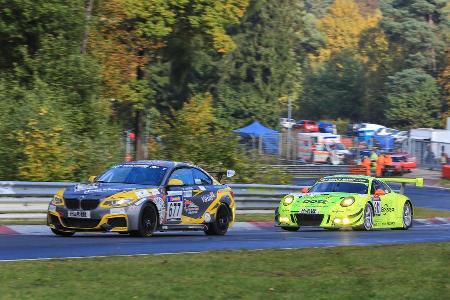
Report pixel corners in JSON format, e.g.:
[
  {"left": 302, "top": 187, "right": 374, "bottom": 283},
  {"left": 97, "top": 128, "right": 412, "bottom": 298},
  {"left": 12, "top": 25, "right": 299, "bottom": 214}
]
[
  {"left": 300, "top": 208, "right": 319, "bottom": 214},
  {"left": 68, "top": 210, "right": 91, "bottom": 218}
]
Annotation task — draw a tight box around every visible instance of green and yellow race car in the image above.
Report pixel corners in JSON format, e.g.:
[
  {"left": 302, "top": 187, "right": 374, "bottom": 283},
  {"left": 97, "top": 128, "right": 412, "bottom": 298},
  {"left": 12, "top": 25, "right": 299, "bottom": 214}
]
[{"left": 275, "top": 175, "right": 423, "bottom": 231}]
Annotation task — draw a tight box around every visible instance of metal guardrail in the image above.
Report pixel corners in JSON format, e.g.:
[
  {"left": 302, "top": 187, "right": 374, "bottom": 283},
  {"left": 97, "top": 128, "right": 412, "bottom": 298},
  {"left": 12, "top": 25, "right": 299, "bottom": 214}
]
[{"left": 0, "top": 182, "right": 304, "bottom": 220}]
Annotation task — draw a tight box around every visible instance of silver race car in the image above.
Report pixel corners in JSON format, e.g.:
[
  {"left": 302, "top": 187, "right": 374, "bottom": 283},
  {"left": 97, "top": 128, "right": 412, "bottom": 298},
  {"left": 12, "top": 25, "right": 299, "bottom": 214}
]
[{"left": 47, "top": 161, "right": 235, "bottom": 237}]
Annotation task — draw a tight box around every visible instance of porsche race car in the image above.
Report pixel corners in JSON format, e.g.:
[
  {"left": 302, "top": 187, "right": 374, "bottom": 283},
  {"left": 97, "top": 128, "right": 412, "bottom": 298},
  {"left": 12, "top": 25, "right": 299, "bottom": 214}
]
[
  {"left": 47, "top": 161, "right": 235, "bottom": 237},
  {"left": 275, "top": 175, "right": 423, "bottom": 231}
]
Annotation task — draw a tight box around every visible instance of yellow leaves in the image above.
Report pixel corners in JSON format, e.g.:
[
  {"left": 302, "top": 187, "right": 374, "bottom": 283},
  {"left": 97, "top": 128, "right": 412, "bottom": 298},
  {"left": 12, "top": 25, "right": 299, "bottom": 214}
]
[
  {"left": 15, "top": 108, "right": 75, "bottom": 181},
  {"left": 315, "top": 0, "right": 381, "bottom": 62}
]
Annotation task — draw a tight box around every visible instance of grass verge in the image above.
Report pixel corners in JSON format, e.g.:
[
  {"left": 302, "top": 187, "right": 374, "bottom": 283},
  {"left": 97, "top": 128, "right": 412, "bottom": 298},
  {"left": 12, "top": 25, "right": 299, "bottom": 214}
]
[{"left": 0, "top": 243, "right": 449, "bottom": 299}]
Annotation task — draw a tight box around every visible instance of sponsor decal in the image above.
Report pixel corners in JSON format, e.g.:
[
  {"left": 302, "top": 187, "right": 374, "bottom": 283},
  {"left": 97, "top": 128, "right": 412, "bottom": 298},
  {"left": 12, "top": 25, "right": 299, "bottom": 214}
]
[
  {"left": 321, "top": 177, "right": 368, "bottom": 184},
  {"left": 134, "top": 198, "right": 146, "bottom": 206},
  {"left": 168, "top": 195, "right": 182, "bottom": 202},
  {"left": 135, "top": 190, "right": 150, "bottom": 198},
  {"left": 168, "top": 191, "right": 183, "bottom": 196},
  {"left": 184, "top": 200, "right": 199, "bottom": 215},
  {"left": 110, "top": 207, "right": 126, "bottom": 214},
  {"left": 154, "top": 196, "right": 165, "bottom": 223},
  {"left": 183, "top": 190, "right": 193, "bottom": 198},
  {"left": 381, "top": 204, "right": 394, "bottom": 215},
  {"left": 201, "top": 192, "right": 215, "bottom": 203},
  {"left": 303, "top": 199, "right": 327, "bottom": 204},
  {"left": 198, "top": 186, "right": 206, "bottom": 191}
]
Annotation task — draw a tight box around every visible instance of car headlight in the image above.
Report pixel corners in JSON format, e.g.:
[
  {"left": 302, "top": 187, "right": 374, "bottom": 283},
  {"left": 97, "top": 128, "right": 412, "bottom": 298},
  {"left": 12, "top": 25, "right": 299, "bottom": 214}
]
[
  {"left": 51, "top": 195, "right": 64, "bottom": 206},
  {"left": 340, "top": 197, "right": 355, "bottom": 207},
  {"left": 283, "top": 195, "right": 295, "bottom": 206},
  {"left": 102, "top": 198, "right": 135, "bottom": 208}
]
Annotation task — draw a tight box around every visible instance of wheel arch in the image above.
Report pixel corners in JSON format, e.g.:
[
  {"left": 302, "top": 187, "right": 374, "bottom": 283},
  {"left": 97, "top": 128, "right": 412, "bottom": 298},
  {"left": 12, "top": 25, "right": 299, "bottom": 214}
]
[
  {"left": 404, "top": 199, "right": 413, "bottom": 216},
  {"left": 140, "top": 201, "right": 160, "bottom": 227}
]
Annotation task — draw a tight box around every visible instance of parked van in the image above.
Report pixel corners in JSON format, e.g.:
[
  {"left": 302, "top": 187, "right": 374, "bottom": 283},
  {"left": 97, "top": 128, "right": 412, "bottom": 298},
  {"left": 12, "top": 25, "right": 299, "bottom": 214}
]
[{"left": 297, "top": 133, "right": 350, "bottom": 164}]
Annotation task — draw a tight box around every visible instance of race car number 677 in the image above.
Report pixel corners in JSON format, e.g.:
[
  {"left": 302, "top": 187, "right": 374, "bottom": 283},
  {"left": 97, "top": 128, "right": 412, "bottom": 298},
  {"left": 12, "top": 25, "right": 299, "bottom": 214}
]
[{"left": 167, "top": 201, "right": 182, "bottom": 219}]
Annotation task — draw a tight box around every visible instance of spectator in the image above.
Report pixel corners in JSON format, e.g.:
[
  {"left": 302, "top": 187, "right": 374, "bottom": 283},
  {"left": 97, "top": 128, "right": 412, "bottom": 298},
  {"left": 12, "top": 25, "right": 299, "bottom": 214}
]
[{"left": 361, "top": 156, "right": 371, "bottom": 176}]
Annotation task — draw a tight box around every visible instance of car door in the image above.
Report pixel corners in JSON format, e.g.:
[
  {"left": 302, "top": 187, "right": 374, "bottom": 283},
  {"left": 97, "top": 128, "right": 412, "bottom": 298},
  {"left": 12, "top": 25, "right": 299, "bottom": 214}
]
[
  {"left": 185, "top": 168, "right": 218, "bottom": 221},
  {"left": 165, "top": 167, "right": 195, "bottom": 225},
  {"left": 371, "top": 179, "right": 395, "bottom": 226},
  {"left": 378, "top": 180, "right": 397, "bottom": 226}
]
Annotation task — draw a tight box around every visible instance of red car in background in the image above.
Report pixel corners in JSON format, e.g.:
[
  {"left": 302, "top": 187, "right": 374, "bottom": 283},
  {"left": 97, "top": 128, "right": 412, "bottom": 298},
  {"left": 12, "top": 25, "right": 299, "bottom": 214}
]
[
  {"left": 293, "top": 120, "right": 319, "bottom": 132},
  {"left": 390, "top": 154, "right": 417, "bottom": 175}
]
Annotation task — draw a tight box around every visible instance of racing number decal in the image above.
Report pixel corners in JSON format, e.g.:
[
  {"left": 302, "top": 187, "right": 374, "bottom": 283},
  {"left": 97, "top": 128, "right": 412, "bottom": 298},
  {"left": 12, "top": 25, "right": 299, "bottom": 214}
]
[
  {"left": 167, "top": 196, "right": 183, "bottom": 220},
  {"left": 373, "top": 197, "right": 381, "bottom": 216}
]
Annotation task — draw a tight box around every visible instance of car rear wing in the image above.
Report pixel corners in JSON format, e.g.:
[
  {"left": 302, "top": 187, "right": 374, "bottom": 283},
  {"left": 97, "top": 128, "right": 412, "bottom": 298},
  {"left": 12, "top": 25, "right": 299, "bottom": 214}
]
[{"left": 379, "top": 178, "right": 424, "bottom": 194}]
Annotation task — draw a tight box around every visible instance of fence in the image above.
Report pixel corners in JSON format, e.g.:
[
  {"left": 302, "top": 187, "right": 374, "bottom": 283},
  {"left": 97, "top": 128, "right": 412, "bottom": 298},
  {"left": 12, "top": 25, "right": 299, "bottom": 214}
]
[
  {"left": 400, "top": 139, "right": 450, "bottom": 169},
  {"left": 0, "top": 182, "right": 305, "bottom": 220}
]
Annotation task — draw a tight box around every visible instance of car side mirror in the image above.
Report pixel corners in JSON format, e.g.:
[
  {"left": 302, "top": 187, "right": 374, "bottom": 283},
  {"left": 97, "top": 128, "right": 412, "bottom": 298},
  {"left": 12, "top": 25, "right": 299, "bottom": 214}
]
[
  {"left": 167, "top": 179, "right": 184, "bottom": 186},
  {"left": 226, "top": 170, "right": 236, "bottom": 178},
  {"left": 301, "top": 187, "right": 309, "bottom": 193},
  {"left": 88, "top": 176, "right": 96, "bottom": 183},
  {"left": 374, "top": 189, "right": 385, "bottom": 197}
]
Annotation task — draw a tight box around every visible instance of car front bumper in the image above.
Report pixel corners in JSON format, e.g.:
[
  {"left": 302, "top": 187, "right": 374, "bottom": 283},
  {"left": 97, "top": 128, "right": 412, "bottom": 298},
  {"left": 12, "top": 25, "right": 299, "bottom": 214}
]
[{"left": 47, "top": 204, "right": 142, "bottom": 232}]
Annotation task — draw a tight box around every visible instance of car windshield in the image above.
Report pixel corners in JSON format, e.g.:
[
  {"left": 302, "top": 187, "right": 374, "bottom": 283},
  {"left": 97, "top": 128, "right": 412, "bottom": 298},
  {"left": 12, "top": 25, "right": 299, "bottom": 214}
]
[
  {"left": 96, "top": 165, "right": 168, "bottom": 185},
  {"left": 331, "top": 143, "right": 346, "bottom": 150},
  {"left": 309, "top": 182, "right": 368, "bottom": 194},
  {"left": 392, "top": 156, "right": 406, "bottom": 162}
]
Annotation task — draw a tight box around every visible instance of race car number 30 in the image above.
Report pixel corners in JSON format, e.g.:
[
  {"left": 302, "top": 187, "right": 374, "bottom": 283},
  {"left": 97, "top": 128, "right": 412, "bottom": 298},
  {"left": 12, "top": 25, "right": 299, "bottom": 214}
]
[
  {"left": 167, "top": 196, "right": 183, "bottom": 220},
  {"left": 373, "top": 197, "right": 381, "bottom": 215}
]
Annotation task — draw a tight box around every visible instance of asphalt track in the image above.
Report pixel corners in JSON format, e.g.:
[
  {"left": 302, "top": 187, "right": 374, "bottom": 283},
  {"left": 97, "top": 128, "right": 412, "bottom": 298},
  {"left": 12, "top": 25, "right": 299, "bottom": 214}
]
[
  {"left": 1, "top": 224, "right": 449, "bottom": 261},
  {"left": 0, "top": 186, "right": 449, "bottom": 261}
]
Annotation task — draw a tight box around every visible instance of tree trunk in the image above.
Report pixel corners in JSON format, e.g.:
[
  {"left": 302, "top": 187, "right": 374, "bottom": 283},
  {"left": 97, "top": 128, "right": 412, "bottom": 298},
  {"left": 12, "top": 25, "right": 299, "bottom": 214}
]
[
  {"left": 81, "top": 0, "right": 94, "bottom": 54},
  {"left": 135, "top": 110, "right": 146, "bottom": 160},
  {"left": 134, "top": 62, "right": 147, "bottom": 160}
]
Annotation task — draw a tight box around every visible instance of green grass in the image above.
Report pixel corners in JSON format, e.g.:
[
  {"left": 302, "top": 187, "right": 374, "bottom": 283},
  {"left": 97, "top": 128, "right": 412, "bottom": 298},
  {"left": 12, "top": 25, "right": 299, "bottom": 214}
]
[
  {"left": 0, "top": 243, "right": 449, "bottom": 299},
  {"left": 0, "top": 219, "right": 46, "bottom": 225},
  {"left": 439, "top": 179, "right": 450, "bottom": 188},
  {"left": 413, "top": 207, "right": 450, "bottom": 218}
]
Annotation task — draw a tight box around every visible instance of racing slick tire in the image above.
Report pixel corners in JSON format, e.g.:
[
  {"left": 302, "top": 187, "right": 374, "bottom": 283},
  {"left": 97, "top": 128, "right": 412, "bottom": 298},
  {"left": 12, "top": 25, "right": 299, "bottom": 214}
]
[
  {"left": 205, "top": 204, "right": 230, "bottom": 236},
  {"left": 392, "top": 202, "right": 413, "bottom": 230},
  {"left": 281, "top": 226, "right": 300, "bottom": 232},
  {"left": 130, "top": 204, "right": 158, "bottom": 237},
  {"left": 51, "top": 228, "right": 75, "bottom": 237},
  {"left": 354, "top": 203, "right": 374, "bottom": 231}
]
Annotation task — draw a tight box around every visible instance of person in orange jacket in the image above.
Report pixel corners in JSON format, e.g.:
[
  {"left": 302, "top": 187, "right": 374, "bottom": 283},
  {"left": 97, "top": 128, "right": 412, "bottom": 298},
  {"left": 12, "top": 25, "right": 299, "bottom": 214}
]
[
  {"left": 376, "top": 154, "right": 386, "bottom": 177},
  {"left": 361, "top": 156, "right": 371, "bottom": 176},
  {"left": 384, "top": 154, "right": 393, "bottom": 166}
]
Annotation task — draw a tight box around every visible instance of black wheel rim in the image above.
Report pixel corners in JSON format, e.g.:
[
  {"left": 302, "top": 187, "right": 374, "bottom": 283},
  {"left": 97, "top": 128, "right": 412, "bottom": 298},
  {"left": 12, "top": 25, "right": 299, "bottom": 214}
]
[
  {"left": 217, "top": 207, "right": 229, "bottom": 231},
  {"left": 142, "top": 208, "right": 155, "bottom": 234}
]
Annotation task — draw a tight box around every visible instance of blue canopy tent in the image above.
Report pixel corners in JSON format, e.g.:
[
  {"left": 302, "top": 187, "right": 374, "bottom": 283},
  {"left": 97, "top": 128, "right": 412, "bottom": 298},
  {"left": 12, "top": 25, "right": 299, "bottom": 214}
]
[{"left": 233, "top": 121, "right": 279, "bottom": 155}]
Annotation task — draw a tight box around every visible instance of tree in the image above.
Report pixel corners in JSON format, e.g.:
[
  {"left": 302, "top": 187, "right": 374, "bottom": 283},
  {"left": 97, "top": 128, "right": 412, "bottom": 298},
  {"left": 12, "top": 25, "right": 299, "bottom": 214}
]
[
  {"left": 314, "top": 0, "right": 380, "bottom": 62},
  {"left": 213, "top": 0, "right": 306, "bottom": 128},
  {"left": 90, "top": 0, "right": 249, "bottom": 159},
  {"left": 301, "top": 50, "right": 365, "bottom": 121},
  {"left": 381, "top": 0, "right": 449, "bottom": 73},
  {"left": 0, "top": 0, "right": 85, "bottom": 69},
  {"left": 386, "top": 68, "right": 441, "bottom": 128}
]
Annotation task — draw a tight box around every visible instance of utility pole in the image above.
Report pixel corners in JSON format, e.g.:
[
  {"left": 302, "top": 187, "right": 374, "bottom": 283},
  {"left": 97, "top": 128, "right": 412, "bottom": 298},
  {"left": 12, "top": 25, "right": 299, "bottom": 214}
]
[{"left": 287, "top": 95, "right": 292, "bottom": 161}]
